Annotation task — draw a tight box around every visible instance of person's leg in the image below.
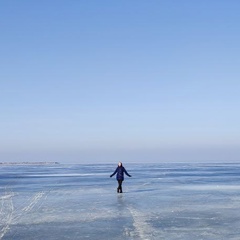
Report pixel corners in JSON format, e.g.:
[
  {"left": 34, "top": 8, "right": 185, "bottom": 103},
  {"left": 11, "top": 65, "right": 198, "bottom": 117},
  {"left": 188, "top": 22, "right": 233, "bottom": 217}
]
[
  {"left": 118, "top": 180, "right": 123, "bottom": 193},
  {"left": 117, "top": 180, "right": 120, "bottom": 192},
  {"left": 117, "top": 180, "right": 119, "bottom": 193}
]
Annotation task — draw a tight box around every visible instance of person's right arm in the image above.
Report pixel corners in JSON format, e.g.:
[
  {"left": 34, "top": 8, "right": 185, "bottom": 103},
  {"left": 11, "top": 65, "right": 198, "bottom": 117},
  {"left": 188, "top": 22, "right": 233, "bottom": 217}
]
[{"left": 110, "top": 168, "right": 118, "bottom": 177}]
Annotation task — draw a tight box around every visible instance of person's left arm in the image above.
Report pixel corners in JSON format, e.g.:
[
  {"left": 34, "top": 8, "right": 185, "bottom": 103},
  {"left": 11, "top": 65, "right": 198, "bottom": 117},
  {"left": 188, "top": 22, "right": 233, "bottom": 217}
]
[{"left": 123, "top": 167, "right": 132, "bottom": 177}]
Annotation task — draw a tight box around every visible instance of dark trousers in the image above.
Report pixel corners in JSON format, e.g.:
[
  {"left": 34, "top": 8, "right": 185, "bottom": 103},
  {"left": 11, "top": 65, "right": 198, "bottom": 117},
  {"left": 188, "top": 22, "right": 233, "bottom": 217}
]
[{"left": 117, "top": 180, "right": 123, "bottom": 193}]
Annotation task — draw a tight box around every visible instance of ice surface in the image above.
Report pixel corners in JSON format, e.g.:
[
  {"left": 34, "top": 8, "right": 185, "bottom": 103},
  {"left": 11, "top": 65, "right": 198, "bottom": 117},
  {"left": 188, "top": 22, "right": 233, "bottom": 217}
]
[{"left": 1, "top": 163, "right": 240, "bottom": 239}]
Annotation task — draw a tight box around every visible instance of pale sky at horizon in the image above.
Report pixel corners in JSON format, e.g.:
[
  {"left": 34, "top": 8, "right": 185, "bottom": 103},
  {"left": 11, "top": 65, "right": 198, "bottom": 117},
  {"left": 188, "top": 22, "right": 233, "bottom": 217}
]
[{"left": 1, "top": 1, "right": 240, "bottom": 163}]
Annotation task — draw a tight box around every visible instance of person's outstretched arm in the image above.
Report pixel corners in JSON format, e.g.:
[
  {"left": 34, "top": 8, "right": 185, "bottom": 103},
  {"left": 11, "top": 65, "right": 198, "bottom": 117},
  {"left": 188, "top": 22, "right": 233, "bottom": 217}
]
[
  {"left": 123, "top": 167, "right": 132, "bottom": 177},
  {"left": 110, "top": 168, "right": 118, "bottom": 177}
]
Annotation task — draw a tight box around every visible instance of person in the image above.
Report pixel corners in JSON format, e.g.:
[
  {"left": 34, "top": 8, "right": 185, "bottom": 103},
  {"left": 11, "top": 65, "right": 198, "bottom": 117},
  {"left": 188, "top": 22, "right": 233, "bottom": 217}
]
[{"left": 110, "top": 162, "right": 131, "bottom": 193}]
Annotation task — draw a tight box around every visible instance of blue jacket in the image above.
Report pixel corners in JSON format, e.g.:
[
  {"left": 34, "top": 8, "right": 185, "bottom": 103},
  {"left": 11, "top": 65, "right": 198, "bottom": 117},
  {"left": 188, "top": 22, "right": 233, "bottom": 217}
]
[{"left": 110, "top": 166, "right": 131, "bottom": 180}]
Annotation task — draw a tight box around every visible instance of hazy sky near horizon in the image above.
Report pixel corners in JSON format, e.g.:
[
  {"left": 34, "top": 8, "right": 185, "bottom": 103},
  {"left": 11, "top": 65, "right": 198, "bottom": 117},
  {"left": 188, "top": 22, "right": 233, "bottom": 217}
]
[{"left": 1, "top": 1, "right": 240, "bottom": 163}]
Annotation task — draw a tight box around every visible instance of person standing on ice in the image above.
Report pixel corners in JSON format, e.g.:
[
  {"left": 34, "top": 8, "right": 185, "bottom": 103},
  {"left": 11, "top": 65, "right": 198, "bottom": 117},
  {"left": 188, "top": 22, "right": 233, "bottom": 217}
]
[{"left": 110, "top": 162, "right": 131, "bottom": 193}]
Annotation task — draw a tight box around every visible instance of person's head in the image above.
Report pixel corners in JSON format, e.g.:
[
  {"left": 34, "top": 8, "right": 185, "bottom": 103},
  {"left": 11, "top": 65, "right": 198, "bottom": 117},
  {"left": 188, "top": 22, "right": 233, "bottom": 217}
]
[{"left": 118, "top": 162, "right": 122, "bottom": 167}]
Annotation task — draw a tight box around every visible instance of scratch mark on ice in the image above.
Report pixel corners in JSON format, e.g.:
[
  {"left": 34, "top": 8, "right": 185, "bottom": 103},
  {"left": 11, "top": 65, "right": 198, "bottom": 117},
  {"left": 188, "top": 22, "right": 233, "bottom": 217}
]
[
  {"left": 22, "top": 192, "right": 45, "bottom": 212},
  {"left": 0, "top": 190, "right": 14, "bottom": 239}
]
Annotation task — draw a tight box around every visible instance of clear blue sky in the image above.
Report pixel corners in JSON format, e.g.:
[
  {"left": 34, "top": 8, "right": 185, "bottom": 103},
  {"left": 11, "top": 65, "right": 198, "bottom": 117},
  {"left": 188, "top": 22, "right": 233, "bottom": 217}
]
[{"left": 1, "top": 1, "right": 240, "bottom": 163}]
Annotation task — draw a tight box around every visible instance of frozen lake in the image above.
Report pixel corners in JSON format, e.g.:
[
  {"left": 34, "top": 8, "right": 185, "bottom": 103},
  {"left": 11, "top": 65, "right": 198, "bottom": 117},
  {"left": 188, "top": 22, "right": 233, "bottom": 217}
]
[{"left": 1, "top": 163, "right": 240, "bottom": 239}]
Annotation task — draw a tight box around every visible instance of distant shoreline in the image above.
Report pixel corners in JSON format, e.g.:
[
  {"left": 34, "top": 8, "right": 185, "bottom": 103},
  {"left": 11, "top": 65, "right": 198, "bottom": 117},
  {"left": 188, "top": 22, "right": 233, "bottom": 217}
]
[{"left": 0, "top": 162, "right": 59, "bottom": 165}]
